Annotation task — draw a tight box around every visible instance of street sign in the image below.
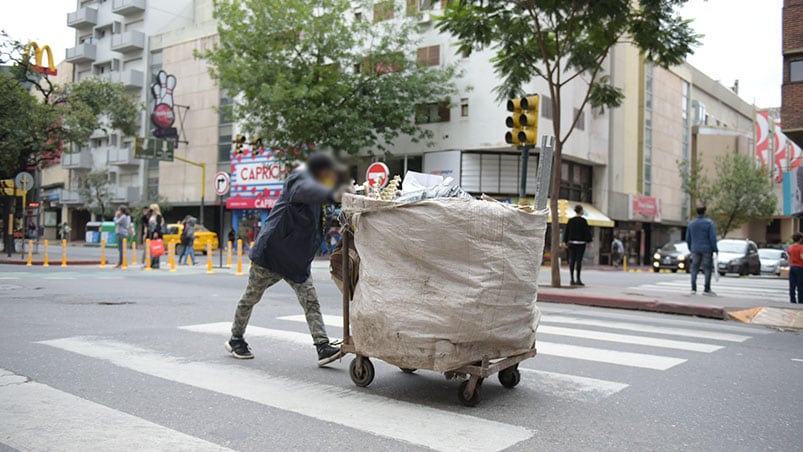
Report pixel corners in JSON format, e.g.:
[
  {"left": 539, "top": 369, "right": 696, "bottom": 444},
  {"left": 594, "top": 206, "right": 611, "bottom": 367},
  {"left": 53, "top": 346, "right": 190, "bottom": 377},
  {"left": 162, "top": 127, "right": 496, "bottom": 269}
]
[
  {"left": 214, "top": 171, "right": 231, "bottom": 196},
  {"left": 15, "top": 172, "right": 34, "bottom": 191},
  {"left": 366, "top": 162, "right": 390, "bottom": 189},
  {"left": 133, "top": 138, "right": 175, "bottom": 162}
]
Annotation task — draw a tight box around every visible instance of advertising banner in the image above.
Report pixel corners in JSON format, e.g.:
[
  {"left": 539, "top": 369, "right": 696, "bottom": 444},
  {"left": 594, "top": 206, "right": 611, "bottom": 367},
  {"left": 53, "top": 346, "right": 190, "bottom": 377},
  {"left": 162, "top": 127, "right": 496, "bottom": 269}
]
[{"left": 226, "top": 147, "right": 287, "bottom": 210}]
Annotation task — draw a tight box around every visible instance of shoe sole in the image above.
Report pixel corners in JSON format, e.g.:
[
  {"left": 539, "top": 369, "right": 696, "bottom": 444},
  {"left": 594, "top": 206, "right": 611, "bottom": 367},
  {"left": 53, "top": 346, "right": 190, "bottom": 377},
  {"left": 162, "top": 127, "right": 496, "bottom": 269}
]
[
  {"left": 317, "top": 350, "right": 344, "bottom": 367},
  {"left": 225, "top": 341, "right": 254, "bottom": 360}
]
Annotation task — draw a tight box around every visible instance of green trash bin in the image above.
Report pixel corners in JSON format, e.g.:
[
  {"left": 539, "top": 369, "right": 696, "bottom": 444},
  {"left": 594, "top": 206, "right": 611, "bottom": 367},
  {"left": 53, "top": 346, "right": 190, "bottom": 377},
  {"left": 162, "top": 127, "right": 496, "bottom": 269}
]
[{"left": 100, "top": 221, "right": 117, "bottom": 245}]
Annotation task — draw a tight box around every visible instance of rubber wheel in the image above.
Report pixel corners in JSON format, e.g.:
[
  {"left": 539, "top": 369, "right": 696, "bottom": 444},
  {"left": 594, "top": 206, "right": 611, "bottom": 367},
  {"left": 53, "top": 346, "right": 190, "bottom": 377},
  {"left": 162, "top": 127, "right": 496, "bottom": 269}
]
[
  {"left": 671, "top": 269, "right": 678, "bottom": 273},
  {"left": 457, "top": 380, "right": 481, "bottom": 407},
  {"left": 349, "top": 357, "right": 375, "bottom": 387},
  {"left": 400, "top": 368, "right": 417, "bottom": 374},
  {"left": 739, "top": 264, "right": 749, "bottom": 277},
  {"left": 498, "top": 366, "right": 521, "bottom": 389},
  {"left": 652, "top": 267, "right": 660, "bottom": 272},
  {"left": 719, "top": 271, "right": 726, "bottom": 277}
]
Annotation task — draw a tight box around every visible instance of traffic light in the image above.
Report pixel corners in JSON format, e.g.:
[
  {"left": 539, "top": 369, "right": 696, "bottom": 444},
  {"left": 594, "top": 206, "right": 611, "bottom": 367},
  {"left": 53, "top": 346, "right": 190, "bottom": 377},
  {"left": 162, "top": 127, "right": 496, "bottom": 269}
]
[
  {"left": 132, "top": 137, "right": 145, "bottom": 158},
  {"left": 232, "top": 134, "right": 246, "bottom": 154},
  {"left": 248, "top": 136, "right": 263, "bottom": 148},
  {"left": 505, "top": 94, "right": 540, "bottom": 146}
]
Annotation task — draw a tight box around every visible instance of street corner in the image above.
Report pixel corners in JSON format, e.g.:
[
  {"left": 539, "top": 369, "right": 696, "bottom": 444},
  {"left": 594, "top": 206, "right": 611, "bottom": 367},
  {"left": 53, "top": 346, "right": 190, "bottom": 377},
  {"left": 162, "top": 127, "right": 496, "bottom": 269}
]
[{"left": 728, "top": 306, "right": 803, "bottom": 330}]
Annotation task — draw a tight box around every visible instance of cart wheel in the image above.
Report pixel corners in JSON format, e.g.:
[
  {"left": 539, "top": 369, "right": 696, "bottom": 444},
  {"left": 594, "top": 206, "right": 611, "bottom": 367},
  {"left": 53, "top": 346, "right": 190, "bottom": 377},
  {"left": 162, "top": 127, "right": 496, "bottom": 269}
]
[
  {"left": 399, "top": 368, "right": 417, "bottom": 374},
  {"left": 349, "top": 357, "right": 375, "bottom": 387},
  {"left": 498, "top": 367, "right": 521, "bottom": 389},
  {"left": 457, "top": 380, "right": 481, "bottom": 407}
]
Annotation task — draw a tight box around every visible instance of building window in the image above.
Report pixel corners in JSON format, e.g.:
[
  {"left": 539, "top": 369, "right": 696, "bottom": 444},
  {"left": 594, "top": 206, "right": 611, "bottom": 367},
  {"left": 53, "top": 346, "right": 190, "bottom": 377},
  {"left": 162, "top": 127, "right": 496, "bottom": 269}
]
[
  {"left": 559, "top": 161, "right": 593, "bottom": 202},
  {"left": 218, "top": 94, "right": 234, "bottom": 162},
  {"left": 643, "top": 61, "right": 654, "bottom": 196},
  {"left": 541, "top": 96, "right": 553, "bottom": 119},
  {"left": 791, "top": 60, "right": 803, "bottom": 82},
  {"left": 574, "top": 108, "right": 585, "bottom": 131},
  {"left": 416, "top": 45, "right": 440, "bottom": 67},
  {"left": 373, "top": 1, "right": 394, "bottom": 22},
  {"left": 354, "top": 11, "right": 362, "bottom": 22},
  {"left": 460, "top": 98, "right": 469, "bottom": 117},
  {"left": 415, "top": 101, "right": 450, "bottom": 124}
]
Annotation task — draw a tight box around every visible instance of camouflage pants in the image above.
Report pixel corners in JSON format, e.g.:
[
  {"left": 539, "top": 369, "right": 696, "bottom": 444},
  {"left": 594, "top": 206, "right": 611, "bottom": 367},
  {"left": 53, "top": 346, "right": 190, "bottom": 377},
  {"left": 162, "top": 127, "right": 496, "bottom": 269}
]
[{"left": 231, "top": 263, "right": 329, "bottom": 345}]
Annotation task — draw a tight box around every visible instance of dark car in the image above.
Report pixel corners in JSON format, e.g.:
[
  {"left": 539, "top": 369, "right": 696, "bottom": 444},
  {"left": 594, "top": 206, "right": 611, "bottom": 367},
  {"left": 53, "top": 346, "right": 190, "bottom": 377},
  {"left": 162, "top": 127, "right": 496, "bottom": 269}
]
[
  {"left": 652, "top": 241, "right": 691, "bottom": 273},
  {"left": 717, "top": 239, "right": 761, "bottom": 277}
]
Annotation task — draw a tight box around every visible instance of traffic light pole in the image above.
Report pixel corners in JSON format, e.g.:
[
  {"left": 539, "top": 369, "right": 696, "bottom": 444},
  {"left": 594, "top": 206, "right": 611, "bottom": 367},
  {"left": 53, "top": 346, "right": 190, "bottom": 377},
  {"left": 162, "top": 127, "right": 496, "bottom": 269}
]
[{"left": 518, "top": 145, "right": 532, "bottom": 205}]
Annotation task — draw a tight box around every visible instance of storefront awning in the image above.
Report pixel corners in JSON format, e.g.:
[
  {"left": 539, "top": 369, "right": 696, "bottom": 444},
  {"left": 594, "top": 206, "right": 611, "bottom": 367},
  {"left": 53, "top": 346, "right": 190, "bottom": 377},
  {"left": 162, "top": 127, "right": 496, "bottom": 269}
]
[{"left": 547, "top": 200, "right": 615, "bottom": 228}]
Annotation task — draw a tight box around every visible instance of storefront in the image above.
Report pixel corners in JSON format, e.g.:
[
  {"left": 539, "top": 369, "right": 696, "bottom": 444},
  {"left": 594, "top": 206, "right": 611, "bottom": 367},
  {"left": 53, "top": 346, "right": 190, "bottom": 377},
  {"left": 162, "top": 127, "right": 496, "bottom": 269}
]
[{"left": 226, "top": 147, "right": 287, "bottom": 244}]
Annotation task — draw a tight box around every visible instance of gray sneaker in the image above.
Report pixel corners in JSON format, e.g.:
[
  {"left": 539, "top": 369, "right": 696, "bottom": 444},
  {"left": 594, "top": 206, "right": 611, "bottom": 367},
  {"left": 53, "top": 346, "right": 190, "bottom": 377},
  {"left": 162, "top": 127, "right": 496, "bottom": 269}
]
[
  {"left": 702, "top": 290, "right": 717, "bottom": 297},
  {"left": 690, "top": 290, "right": 697, "bottom": 295}
]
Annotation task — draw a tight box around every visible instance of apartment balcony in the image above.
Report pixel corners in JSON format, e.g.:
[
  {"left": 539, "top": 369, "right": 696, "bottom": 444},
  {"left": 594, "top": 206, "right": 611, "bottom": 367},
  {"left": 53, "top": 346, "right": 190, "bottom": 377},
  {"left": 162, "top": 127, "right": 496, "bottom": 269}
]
[
  {"left": 107, "top": 69, "right": 144, "bottom": 90},
  {"left": 67, "top": 6, "right": 98, "bottom": 28},
  {"left": 65, "top": 43, "right": 97, "bottom": 64},
  {"left": 112, "top": 0, "right": 146, "bottom": 16},
  {"left": 60, "top": 189, "right": 83, "bottom": 205},
  {"left": 108, "top": 146, "right": 139, "bottom": 167},
  {"left": 61, "top": 149, "right": 93, "bottom": 170},
  {"left": 111, "top": 186, "right": 141, "bottom": 204},
  {"left": 111, "top": 31, "right": 145, "bottom": 53}
]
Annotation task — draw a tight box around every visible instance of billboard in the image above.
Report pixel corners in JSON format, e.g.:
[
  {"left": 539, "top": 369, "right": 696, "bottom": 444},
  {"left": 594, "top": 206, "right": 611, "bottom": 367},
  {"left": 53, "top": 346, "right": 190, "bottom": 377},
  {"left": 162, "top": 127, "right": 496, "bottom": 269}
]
[{"left": 226, "top": 147, "right": 288, "bottom": 209}]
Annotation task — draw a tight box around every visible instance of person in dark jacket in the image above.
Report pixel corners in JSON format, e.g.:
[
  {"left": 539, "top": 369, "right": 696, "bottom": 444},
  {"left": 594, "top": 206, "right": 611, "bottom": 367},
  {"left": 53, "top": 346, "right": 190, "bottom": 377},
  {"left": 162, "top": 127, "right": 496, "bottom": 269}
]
[
  {"left": 226, "top": 153, "right": 349, "bottom": 366},
  {"left": 686, "top": 205, "right": 719, "bottom": 295},
  {"left": 563, "top": 204, "right": 592, "bottom": 286}
]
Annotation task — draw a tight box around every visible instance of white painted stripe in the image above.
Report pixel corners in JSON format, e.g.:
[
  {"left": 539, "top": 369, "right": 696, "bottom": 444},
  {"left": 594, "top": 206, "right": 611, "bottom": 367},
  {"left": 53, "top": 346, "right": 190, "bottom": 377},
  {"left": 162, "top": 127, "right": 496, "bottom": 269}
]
[
  {"left": 0, "top": 368, "right": 232, "bottom": 452},
  {"left": 279, "top": 313, "right": 344, "bottom": 326},
  {"left": 639, "top": 283, "right": 787, "bottom": 295},
  {"left": 39, "top": 337, "right": 533, "bottom": 452},
  {"left": 792, "top": 358, "right": 803, "bottom": 363},
  {"left": 543, "top": 315, "right": 752, "bottom": 342},
  {"left": 0, "top": 277, "right": 21, "bottom": 280},
  {"left": 537, "top": 325, "right": 722, "bottom": 353},
  {"left": 183, "top": 322, "right": 632, "bottom": 399},
  {"left": 517, "top": 368, "right": 628, "bottom": 402},
  {"left": 536, "top": 341, "right": 685, "bottom": 370}
]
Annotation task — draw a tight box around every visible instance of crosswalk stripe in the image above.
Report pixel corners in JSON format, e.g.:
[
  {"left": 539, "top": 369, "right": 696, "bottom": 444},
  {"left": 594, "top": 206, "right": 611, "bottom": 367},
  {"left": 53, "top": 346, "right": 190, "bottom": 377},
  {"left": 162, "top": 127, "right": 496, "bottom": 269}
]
[
  {"left": 537, "top": 325, "right": 723, "bottom": 353},
  {"left": 516, "top": 369, "right": 629, "bottom": 402},
  {"left": 181, "top": 322, "right": 632, "bottom": 399},
  {"left": 543, "top": 315, "right": 752, "bottom": 342},
  {"left": 637, "top": 283, "right": 786, "bottom": 295},
  {"left": 0, "top": 367, "right": 233, "bottom": 452},
  {"left": 39, "top": 337, "right": 533, "bottom": 452},
  {"left": 536, "top": 341, "right": 685, "bottom": 370}
]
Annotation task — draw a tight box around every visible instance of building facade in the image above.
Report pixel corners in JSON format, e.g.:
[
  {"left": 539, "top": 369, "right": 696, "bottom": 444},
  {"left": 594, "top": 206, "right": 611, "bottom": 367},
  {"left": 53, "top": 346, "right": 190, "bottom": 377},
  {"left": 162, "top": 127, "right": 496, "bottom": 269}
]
[{"left": 783, "top": 0, "right": 803, "bottom": 147}]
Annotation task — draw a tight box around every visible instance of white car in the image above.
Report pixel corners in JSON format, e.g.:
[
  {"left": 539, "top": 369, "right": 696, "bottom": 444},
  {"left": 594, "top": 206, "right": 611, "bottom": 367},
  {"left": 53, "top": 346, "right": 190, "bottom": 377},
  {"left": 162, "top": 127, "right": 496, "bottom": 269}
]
[{"left": 758, "top": 248, "right": 788, "bottom": 276}]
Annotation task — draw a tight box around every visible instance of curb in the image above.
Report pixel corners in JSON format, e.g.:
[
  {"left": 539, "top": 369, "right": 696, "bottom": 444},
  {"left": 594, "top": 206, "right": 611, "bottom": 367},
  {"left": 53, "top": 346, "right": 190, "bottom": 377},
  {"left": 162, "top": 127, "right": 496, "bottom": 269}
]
[
  {"left": 538, "top": 290, "right": 727, "bottom": 320},
  {"left": 0, "top": 260, "right": 101, "bottom": 266}
]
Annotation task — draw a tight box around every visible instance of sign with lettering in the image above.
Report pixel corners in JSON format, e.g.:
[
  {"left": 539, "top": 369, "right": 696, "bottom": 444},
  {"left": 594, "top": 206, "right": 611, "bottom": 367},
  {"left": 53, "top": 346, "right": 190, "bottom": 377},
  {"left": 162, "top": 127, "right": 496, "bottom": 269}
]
[{"left": 226, "top": 147, "right": 288, "bottom": 210}]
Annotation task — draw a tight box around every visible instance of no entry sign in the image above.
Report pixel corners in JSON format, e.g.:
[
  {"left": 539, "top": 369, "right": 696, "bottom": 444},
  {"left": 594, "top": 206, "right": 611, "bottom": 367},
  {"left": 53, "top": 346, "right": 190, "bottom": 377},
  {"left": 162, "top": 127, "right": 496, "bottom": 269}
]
[{"left": 366, "top": 162, "right": 390, "bottom": 189}]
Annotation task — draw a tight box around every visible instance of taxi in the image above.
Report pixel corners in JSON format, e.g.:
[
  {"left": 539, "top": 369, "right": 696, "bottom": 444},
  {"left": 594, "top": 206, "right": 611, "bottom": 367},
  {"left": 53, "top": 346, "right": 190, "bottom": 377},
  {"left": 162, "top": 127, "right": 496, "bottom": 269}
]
[{"left": 163, "top": 223, "right": 220, "bottom": 253}]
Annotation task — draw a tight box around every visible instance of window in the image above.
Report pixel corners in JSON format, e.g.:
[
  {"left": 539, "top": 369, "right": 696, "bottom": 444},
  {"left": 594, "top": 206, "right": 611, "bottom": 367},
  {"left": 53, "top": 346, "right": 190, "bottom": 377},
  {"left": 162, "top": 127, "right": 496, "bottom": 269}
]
[
  {"left": 541, "top": 96, "right": 553, "bottom": 119},
  {"left": 416, "top": 45, "right": 440, "bottom": 67},
  {"left": 373, "top": 1, "right": 394, "bottom": 22},
  {"left": 643, "top": 61, "right": 654, "bottom": 196},
  {"left": 791, "top": 60, "right": 803, "bottom": 82},
  {"left": 218, "top": 94, "right": 234, "bottom": 162},
  {"left": 574, "top": 108, "right": 585, "bottom": 131},
  {"left": 558, "top": 161, "right": 593, "bottom": 202},
  {"left": 460, "top": 98, "right": 469, "bottom": 117},
  {"left": 415, "top": 101, "right": 450, "bottom": 124},
  {"left": 354, "top": 11, "right": 362, "bottom": 22}
]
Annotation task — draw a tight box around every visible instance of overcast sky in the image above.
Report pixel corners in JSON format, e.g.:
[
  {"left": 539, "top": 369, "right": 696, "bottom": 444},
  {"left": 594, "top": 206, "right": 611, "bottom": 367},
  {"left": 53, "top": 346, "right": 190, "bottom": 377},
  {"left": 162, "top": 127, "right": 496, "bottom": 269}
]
[{"left": 1, "top": 0, "right": 783, "bottom": 107}]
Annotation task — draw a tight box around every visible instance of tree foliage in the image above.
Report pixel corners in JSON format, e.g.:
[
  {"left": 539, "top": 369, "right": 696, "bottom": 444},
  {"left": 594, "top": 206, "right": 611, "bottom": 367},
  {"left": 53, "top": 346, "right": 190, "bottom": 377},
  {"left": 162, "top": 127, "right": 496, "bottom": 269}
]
[
  {"left": 680, "top": 154, "right": 777, "bottom": 238},
  {"left": 201, "top": 0, "right": 459, "bottom": 158},
  {"left": 437, "top": 0, "right": 699, "bottom": 287},
  {"left": 77, "top": 170, "right": 113, "bottom": 221}
]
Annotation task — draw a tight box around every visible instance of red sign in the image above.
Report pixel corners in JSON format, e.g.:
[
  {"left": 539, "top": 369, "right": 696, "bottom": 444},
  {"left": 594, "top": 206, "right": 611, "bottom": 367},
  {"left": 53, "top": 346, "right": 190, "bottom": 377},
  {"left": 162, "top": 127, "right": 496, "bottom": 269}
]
[
  {"left": 366, "top": 162, "right": 390, "bottom": 189},
  {"left": 225, "top": 196, "right": 280, "bottom": 210},
  {"left": 631, "top": 195, "right": 659, "bottom": 217}
]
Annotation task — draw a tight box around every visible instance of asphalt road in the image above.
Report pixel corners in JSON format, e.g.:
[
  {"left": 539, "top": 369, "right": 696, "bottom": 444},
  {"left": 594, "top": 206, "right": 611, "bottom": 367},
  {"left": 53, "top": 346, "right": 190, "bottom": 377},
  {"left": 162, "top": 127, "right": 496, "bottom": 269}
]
[{"left": 1, "top": 264, "right": 801, "bottom": 451}]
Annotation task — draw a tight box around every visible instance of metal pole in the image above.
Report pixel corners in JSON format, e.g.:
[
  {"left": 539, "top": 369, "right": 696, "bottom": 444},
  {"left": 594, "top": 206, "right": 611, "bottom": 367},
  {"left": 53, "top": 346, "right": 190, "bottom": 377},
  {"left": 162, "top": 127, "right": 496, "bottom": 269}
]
[
  {"left": 218, "top": 196, "right": 223, "bottom": 268},
  {"left": 535, "top": 136, "right": 556, "bottom": 210},
  {"left": 200, "top": 163, "right": 206, "bottom": 225},
  {"left": 518, "top": 145, "right": 530, "bottom": 205}
]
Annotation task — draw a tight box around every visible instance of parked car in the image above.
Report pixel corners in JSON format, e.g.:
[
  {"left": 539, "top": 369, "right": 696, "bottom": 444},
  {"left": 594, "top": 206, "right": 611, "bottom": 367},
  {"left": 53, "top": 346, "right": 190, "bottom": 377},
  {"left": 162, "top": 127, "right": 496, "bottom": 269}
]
[
  {"left": 717, "top": 239, "right": 760, "bottom": 276},
  {"left": 758, "top": 248, "right": 788, "bottom": 276},
  {"left": 163, "top": 223, "right": 220, "bottom": 254},
  {"left": 652, "top": 241, "right": 692, "bottom": 273}
]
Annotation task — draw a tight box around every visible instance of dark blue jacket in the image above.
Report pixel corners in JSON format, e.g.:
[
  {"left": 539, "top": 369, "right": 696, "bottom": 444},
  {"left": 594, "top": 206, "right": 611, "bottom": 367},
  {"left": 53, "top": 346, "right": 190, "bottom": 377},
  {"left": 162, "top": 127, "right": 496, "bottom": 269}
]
[
  {"left": 249, "top": 169, "right": 334, "bottom": 283},
  {"left": 685, "top": 215, "right": 718, "bottom": 254}
]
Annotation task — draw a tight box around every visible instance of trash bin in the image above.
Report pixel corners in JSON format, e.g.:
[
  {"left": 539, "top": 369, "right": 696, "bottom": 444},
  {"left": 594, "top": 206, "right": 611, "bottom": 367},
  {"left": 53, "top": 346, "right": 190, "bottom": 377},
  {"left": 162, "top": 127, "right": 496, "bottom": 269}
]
[
  {"left": 100, "top": 221, "right": 116, "bottom": 245},
  {"left": 85, "top": 222, "right": 101, "bottom": 243}
]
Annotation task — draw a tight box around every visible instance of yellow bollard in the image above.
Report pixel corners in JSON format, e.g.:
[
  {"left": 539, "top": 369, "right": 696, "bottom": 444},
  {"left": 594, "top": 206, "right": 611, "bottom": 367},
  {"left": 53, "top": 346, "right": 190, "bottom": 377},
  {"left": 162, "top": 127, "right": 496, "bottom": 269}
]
[
  {"left": 236, "top": 239, "right": 243, "bottom": 276},
  {"left": 145, "top": 239, "right": 152, "bottom": 271},
  {"left": 43, "top": 240, "right": 50, "bottom": 267},
  {"left": 131, "top": 241, "right": 137, "bottom": 266},
  {"left": 169, "top": 243, "right": 177, "bottom": 272},
  {"left": 26, "top": 240, "right": 33, "bottom": 266},
  {"left": 623, "top": 258, "right": 627, "bottom": 273},
  {"left": 99, "top": 238, "right": 106, "bottom": 268},
  {"left": 61, "top": 239, "right": 68, "bottom": 267},
  {"left": 226, "top": 241, "right": 232, "bottom": 268},
  {"left": 206, "top": 243, "right": 213, "bottom": 274},
  {"left": 121, "top": 238, "right": 128, "bottom": 269},
  {"left": 188, "top": 252, "right": 193, "bottom": 266}
]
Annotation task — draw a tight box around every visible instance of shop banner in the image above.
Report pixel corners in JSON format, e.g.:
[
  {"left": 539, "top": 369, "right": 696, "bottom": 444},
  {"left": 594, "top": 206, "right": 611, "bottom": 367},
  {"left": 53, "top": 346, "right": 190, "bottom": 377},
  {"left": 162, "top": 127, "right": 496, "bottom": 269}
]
[
  {"left": 226, "top": 147, "right": 287, "bottom": 210},
  {"left": 629, "top": 194, "right": 661, "bottom": 223}
]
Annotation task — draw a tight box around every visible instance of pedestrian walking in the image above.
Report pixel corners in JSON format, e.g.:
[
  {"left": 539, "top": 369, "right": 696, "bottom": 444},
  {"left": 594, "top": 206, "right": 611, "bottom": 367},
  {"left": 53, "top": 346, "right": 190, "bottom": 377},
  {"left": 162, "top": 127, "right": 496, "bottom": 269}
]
[
  {"left": 564, "top": 205, "right": 592, "bottom": 286},
  {"left": 611, "top": 236, "right": 624, "bottom": 267},
  {"left": 148, "top": 204, "right": 164, "bottom": 269},
  {"left": 139, "top": 206, "right": 150, "bottom": 264},
  {"left": 787, "top": 232, "right": 803, "bottom": 304},
  {"left": 686, "top": 206, "right": 718, "bottom": 296},
  {"left": 178, "top": 216, "right": 196, "bottom": 265},
  {"left": 113, "top": 206, "right": 131, "bottom": 268},
  {"left": 226, "top": 153, "right": 351, "bottom": 366}
]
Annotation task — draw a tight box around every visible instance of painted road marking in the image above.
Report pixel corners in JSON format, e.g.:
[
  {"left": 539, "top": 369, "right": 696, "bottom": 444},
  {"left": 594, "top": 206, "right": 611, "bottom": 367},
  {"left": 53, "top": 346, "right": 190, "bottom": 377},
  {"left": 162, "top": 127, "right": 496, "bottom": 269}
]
[
  {"left": 39, "top": 337, "right": 533, "bottom": 452},
  {"left": 543, "top": 315, "right": 752, "bottom": 342},
  {"left": 0, "top": 368, "right": 233, "bottom": 452},
  {"left": 181, "top": 322, "right": 632, "bottom": 400},
  {"left": 536, "top": 341, "right": 685, "bottom": 370},
  {"left": 536, "top": 325, "right": 722, "bottom": 353}
]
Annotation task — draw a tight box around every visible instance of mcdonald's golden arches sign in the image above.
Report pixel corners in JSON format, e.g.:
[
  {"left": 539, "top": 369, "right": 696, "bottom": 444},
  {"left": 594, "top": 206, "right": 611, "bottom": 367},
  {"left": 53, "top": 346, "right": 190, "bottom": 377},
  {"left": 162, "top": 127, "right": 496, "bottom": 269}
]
[{"left": 24, "top": 42, "right": 57, "bottom": 76}]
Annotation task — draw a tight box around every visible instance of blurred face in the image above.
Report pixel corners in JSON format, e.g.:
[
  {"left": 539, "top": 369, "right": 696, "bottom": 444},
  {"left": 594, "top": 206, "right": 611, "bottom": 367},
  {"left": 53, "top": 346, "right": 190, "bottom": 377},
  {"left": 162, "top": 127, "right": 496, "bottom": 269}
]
[{"left": 315, "top": 168, "right": 338, "bottom": 188}]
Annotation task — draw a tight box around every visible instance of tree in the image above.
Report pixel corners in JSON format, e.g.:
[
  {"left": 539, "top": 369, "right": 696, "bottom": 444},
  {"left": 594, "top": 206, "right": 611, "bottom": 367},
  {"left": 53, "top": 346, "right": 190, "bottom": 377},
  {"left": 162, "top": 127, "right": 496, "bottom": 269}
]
[
  {"left": 201, "top": 0, "right": 459, "bottom": 158},
  {"left": 77, "top": 171, "right": 113, "bottom": 221},
  {"left": 680, "top": 154, "right": 777, "bottom": 238},
  {"left": 437, "top": 1, "right": 699, "bottom": 287}
]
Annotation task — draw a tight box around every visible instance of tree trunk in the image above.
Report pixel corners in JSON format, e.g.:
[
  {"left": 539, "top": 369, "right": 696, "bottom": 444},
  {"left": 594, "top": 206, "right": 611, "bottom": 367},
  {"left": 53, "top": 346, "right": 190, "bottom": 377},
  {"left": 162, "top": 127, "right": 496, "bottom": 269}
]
[{"left": 549, "top": 139, "right": 563, "bottom": 288}]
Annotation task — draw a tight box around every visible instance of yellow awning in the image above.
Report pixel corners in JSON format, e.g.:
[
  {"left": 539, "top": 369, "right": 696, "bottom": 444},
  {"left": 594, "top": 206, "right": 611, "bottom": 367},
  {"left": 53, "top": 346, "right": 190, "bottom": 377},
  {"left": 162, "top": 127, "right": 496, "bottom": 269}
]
[{"left": 547, "top": 200, "right": 614, "bottom": 228}]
